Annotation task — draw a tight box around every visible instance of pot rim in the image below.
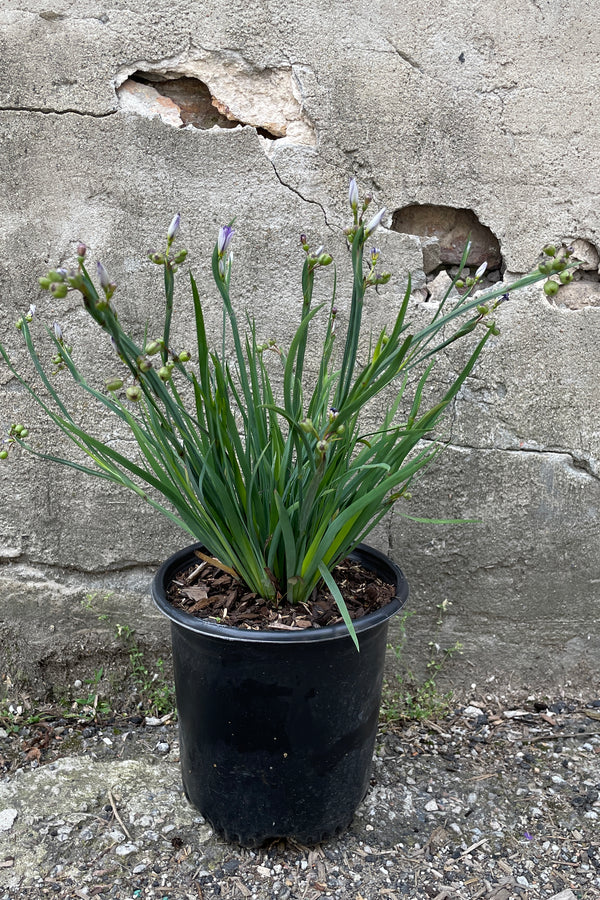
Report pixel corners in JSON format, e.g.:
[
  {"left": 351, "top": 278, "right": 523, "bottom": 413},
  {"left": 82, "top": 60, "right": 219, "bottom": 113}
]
[{"left": 151, "top": 542, "right": 409, "bottom": 644}]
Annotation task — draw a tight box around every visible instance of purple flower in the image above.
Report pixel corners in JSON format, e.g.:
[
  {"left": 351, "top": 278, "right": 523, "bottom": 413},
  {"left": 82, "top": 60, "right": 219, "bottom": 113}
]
[
  {"left": 217, "top": 225, "right": 235, "bottom": 256},
  {"left": 97, "top": 261, "right": 111, "bottom": 290},
  {"left": 53, "top": 321, "right": 63, "bottom": 342},
  {"left": 364, "top": 207, "right": 386, "bottom": 239},
  {"left": 167, "top": 213, "right": 181, "bottom": 241},
  {"left": 349, "top": 178, "right": 359, "bottom": 211}
]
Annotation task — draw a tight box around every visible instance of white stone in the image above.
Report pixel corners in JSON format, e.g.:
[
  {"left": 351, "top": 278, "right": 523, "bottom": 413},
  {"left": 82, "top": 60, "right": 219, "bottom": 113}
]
[
  {"left": 463, "top": 705, "right": 484, "bottom": 718},
  {"left": 115, "top": 842, "right": 139, "bottom": 856},
  {"left": 0, "top": 808, "right": 18, "bottom": 832},
  {"left": 427, "top": 270, "right": 459, "bottom": 306}
]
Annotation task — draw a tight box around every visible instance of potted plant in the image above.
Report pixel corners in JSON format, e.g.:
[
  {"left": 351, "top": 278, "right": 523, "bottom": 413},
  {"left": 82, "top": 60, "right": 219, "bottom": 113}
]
[{"left": 0, "top": 182, "right": 576, "bottom": 844}]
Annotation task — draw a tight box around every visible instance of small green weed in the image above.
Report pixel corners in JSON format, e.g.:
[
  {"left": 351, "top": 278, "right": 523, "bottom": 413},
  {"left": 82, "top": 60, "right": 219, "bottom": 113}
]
[
  {"left": 382, "top": 600, "right": 462, "bottom": 723},
  {"left": 115, "top": 624, "right": 175, "bottom": 717},
  {"left": 0, "top": 699, "right": 41, "bottom": 734},
  {"left": 80, "top": 590, "right": 114, "bottom": 611},
  {"left": 71, "top": 668, "right": 112, "bottom": 717}
]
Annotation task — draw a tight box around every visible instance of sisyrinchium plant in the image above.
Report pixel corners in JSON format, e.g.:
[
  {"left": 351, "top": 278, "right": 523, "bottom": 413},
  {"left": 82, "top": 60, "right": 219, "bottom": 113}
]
[{"left": 0, "top": 181, "right": 579, "bottom": 647}]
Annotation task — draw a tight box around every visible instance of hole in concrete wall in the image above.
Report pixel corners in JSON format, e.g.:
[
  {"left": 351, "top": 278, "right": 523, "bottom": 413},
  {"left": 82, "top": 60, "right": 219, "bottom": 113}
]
[
  {"left": 123, "top": 72, "right": 280, "bottom": 139},
  {"left": 115, "top": 56, "right": 316, "bottom": 146},
  {"left": 391, "top": 204, "right": 503, "bottom": 298}
]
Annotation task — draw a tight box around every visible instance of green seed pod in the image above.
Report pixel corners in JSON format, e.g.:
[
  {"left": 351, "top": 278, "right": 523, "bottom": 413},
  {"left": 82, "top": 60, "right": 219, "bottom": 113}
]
[
  {"left": 173, "top": 249, "right": 188, "bottom": 264},
  {"left": 19, "top": 428, "right": 29, "bottom": 438},
  {"left": 145, "top": 340, "right": 162, "bottom": 356},
  {"left": 105, "top": 377, "right": 124, "bottom": 391},
  {"left": 477, "top": 305, "right": 489, "bottom": 316},
  {"left": 455, "top": 279, "right": 465, "bottom": 289},
  {"left": 0, "top": 450, "right": 8, "bottom": 460},
  {"left": 38, "top": 277, "right": 52, "bottom": 290},
  {"left": 543, "top": 244, "right": 557, "bottom": 257},
  {"left": 14, "top": 424, "right": 24, "bottom": 434},
  {"left": 48, "top": 270, "right": 65, "bottom": 283},
  {"left": 177, "top": 351, "right": 191, "bottom": 363},
  {"left": 300, "top": 418, "right": 314, "bottom": 433},
  {"left": 559, "top": 271, "right": 573, "bottom": 285},
  {"left": 137, "top": 356, "right": 152, "bottom": 373},
  {"left": 318, "top": 253, "right": 333, "bottom": 266},
  {"left": 538, "top": 262, "right": 551, "bottom": 275},
  {"left": 551, "top": 259, "right": 566, "bottom": 272},
  {"left": 15, "top": 318, "right": 23, "bottom": 330},
  {"left": 488, "top": 323, "right": 500, "bottom": 336},
  {"left": 96, "top": 299, "right": 108, "bottom": 311},
  {"left": 336, "top": 424, "right": 345, "bottom": 435},
  {"left": 158, "top": 366, "right": 172, "bottom": 381},
  {"left": 126, "top": 385, "right": 142, "bottom": 402},
  {"left": 51, "top": 283, "right": 68, "bottom": 299},
  {"left": 544, "top": 280, "right": 559, "bottom": 297},
  {"left": 465, "top": 277, "right": 474, "bottom": 288}
]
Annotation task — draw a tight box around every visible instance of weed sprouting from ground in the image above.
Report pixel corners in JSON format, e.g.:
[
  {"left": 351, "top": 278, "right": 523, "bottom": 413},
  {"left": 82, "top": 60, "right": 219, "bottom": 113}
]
[
  {"left": 382, "top": 601, "right": 463, "bottom": 723},
  {"left": 115, "top": 624, "right": 175, "bottom": 717}
]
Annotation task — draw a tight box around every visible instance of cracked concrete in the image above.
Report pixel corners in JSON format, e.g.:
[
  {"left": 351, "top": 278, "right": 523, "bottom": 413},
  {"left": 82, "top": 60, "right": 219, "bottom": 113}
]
[
  {"left": 1, "top": 0, "right": 599, "bottom": 695},
  {"left": 0, "top": 107, "right": 116, "bottom": 118}
]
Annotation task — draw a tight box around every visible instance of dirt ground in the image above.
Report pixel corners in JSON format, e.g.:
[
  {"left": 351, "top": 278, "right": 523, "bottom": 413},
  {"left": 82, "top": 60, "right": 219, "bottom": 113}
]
[{"left": 1, "top": 686, "right": 599, "bottom": 900}]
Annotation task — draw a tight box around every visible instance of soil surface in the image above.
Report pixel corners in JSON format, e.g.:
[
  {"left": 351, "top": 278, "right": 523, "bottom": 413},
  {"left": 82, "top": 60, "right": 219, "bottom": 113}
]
[
  {"left": 166, "top": 553, "right": 395, "bottom": 630},
  {"left": 1, "top": 690, "right": 599, "bottom": 899}
]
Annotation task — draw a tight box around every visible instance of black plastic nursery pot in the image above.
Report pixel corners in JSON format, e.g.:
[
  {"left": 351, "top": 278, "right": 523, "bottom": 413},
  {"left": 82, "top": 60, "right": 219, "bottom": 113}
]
[{"left": 152, "top": 542, "right": 408, "bottom": 846}]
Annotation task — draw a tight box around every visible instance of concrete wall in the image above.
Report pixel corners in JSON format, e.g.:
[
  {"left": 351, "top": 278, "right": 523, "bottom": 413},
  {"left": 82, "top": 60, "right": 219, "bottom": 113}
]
[{"left": 1, "top": 1, "right": 598, "bottom": 695}]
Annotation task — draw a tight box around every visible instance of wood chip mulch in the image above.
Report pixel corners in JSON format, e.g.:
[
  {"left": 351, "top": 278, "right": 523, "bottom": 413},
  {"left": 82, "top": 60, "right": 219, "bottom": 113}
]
[{"left": 165, "top": 552, "right": 396, "bottom": 631}]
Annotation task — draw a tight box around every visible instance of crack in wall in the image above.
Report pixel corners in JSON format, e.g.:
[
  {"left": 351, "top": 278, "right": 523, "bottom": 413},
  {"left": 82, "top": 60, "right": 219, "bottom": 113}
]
[
  {"left": 0, "top": 106, "right": 116, "bottom": 118},
  {"left": 385, "top": 40, "right": 424, "bottom": 74},
  {"left": 423, "top": 439, "right": 600, "bottom": 483},
  {"left": 0, "top": 556, "right": 157, "bottom": 579},
  {"left": 266, "top": 158, "right": 334, "bottom": 234}
]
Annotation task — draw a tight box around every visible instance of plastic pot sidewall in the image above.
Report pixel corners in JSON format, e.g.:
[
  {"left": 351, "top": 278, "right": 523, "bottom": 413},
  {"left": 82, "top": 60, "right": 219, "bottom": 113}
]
[{"left": 152, "top": 543, "right": 408, "bottom": 845}]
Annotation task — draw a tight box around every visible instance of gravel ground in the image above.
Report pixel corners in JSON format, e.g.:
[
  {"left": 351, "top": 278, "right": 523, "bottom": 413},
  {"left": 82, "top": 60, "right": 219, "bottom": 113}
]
[{"left": 1, "top": 692, "right": 599, "bottom": 900}]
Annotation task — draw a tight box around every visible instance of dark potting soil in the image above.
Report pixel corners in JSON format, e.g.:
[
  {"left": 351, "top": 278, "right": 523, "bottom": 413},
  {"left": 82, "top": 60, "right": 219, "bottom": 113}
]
[{"left": 166, "top": 551, "right": 396, "bottom": 631}]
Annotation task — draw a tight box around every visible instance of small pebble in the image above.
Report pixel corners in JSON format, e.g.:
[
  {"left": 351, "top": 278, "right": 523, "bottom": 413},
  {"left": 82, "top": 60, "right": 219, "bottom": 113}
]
[
  {"left": 463, "top": 705, "right": 484, "bottom": 718},
  {"left": 115, "top": 842, "right": 139, "bottom": 856}
]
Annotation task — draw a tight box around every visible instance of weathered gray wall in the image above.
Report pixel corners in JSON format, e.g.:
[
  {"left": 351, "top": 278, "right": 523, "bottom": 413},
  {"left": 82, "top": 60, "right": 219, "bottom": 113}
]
[{"left": 1, "top": 1, "right": 599, "bottom": 694}]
